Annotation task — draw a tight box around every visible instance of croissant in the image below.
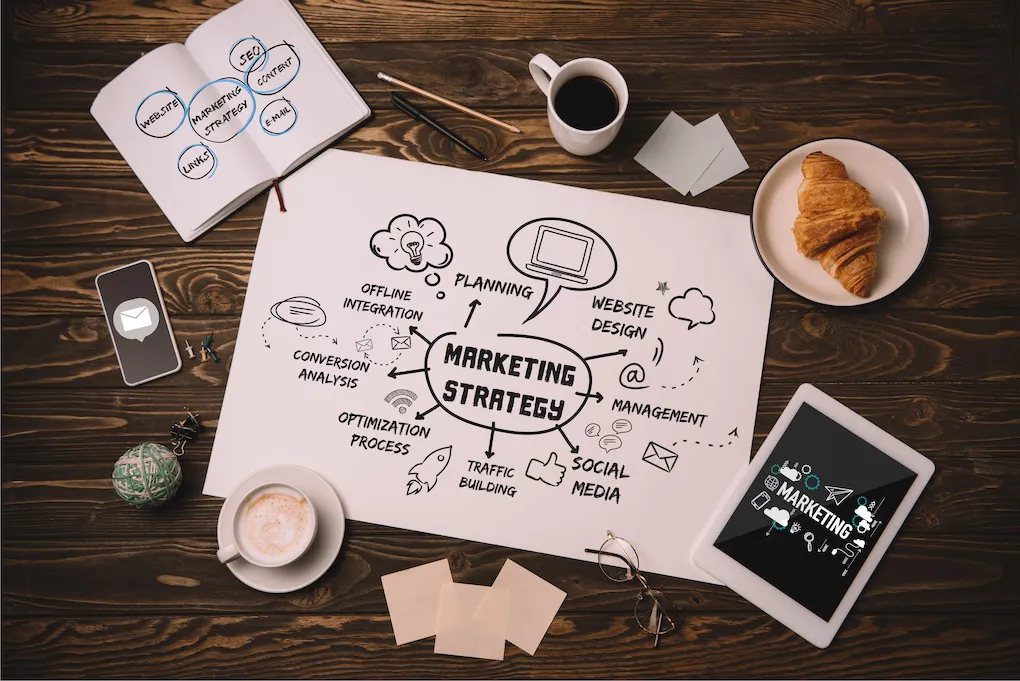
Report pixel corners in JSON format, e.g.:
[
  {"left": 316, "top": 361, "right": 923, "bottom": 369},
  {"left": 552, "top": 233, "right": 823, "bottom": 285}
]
[{"left": 793, "top": 151, "right": 885, "bottom": 297}]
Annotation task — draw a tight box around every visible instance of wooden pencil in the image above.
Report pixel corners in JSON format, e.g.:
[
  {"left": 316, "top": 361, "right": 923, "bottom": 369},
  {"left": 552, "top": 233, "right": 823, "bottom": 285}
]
[{"left": 377, "top": 72, "right": 522, "bottom": 134}]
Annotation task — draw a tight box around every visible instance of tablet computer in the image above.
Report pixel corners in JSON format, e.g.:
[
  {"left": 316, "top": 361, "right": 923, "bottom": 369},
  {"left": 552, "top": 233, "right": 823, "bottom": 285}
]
[{"left": 693, "top": 384, "right": 934, "bottom": 648}]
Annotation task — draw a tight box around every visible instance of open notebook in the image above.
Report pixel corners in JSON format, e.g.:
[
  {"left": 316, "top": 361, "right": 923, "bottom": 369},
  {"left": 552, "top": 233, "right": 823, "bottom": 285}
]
[{"left": 91, "top": 0, "right": 370, "bottom": 242}]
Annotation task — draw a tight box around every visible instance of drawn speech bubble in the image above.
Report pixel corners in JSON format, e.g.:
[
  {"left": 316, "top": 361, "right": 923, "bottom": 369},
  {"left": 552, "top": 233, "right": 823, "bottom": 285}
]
[
  {"left": 246, "top": 43, "right": 301, "bottom": 96},
  {"left": 668, "top": 288, "right": 716, "bottom": 330},
  {"left": 271, "top": 296, "right": 327, "bottom": 327},
  {"left": 229, "top": 36, "right": 268, "bottom": 73},
  {"left": 599, "top": 434, "right": 622, "bottom": 454},
  {"left": 507, "top": 218, "right": 617, "bottom": 323},
  {"left": 112, "top": 298, "right": 160, "bottom": 342},
  {"left": 584, "top": 423, "right": 601, "bottom": 437},
  {"left": 423, "top": 330, "right": 593, "bottom": 436},
  {"left": 612, "top": 419, "right": 632, "bottom": 434},
  {"left": 188, "top": 78, "right": 256, "bottom": 144},
  {"left": 135, "top": 89, "right": 186, "bottom": 139}
]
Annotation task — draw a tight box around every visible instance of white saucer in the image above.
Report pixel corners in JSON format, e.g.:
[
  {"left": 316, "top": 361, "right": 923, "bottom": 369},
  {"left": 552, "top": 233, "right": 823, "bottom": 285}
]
[
  {"left": 217, "top": 464, "right": 346, "bottom": 593},
  {"left": 751, "top": 138, "right": 930, "bottom": 306}
]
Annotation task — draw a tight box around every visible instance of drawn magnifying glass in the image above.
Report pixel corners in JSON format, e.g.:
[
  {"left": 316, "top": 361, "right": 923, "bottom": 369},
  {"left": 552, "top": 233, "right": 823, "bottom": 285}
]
[{"left": 803, "top": 531, "right": 815, "bottom": 552}]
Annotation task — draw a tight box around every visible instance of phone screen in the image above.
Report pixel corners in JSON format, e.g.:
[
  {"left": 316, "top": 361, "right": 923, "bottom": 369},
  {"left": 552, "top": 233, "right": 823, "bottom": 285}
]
[{"left": 96, "top": 260, "right": 181, "bottom": 385}]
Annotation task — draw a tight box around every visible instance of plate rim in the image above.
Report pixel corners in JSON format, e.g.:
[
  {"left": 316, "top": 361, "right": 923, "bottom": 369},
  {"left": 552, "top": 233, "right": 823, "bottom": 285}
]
[
  {"left": 749, "top": 137, "right": 931, "bottom": 307},
  {"left": 217, "top": 464, "right": 346, "bottom": 594}
]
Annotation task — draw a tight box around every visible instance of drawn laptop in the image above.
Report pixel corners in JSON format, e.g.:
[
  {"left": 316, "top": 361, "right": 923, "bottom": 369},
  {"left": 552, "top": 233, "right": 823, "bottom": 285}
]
[{"left": 525, "top": 223, "right": 594, "bottom": 284}]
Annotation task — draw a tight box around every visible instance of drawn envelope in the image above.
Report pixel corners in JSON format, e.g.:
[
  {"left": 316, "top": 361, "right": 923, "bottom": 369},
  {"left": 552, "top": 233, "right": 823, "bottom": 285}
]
[
  {"left": 642, "top": 442, "right": 678, "bottom": 473},
  {"left": 355, "top": 339, "right": 373, "bottom": 352},
  {"left": 120, "top": 305, "right": 153, "bottom": 331},
  {"left": 391, "top": 335, "right": 411, "bottom": 350}
]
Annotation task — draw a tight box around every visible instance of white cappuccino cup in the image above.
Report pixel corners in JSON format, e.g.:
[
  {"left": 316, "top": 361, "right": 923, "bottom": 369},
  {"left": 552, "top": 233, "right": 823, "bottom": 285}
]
[
  {"left": 217, "top": 482, "right": 317, "bottom": 568},
  {"left": 529, "top": 53, "right": 629, "bottom": 156}
]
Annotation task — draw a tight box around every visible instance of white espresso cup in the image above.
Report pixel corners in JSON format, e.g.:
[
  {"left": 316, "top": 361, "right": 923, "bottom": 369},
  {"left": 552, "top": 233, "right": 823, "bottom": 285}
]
[
  {"left": 529, "top": 53, "right": 629, "bottom": 156},
  {"left": 217, "top": 482, "right": 318, "bottom": 568}
]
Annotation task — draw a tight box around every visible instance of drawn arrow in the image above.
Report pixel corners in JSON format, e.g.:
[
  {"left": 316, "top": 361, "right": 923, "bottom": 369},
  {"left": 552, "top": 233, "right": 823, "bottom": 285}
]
[
  {"left": 408, "top": 325, "right": 432, "bottom": 344},
  {"left": 556, "top": 425, "right": 579, "bottom": 453},
  {"left": 693, "top": 356, "right": 704, "bottom": 365},
  {"left": 584, "top": 349, "right": 628, "bottom": 361},
  {"left": 388, "top": 366, "right": 429, "bottom": 379},
  {"left": 415, "top": 404, "right": 440, "bottom": 421},
  {"left": 485, "top": 422, "right": 496, "bottom": 459},
  {"left": 574, "top": 390, "right": 604, "bottom": 403},
  {"left": 464, "top": 300, "right": 482, "bottom": 328}
]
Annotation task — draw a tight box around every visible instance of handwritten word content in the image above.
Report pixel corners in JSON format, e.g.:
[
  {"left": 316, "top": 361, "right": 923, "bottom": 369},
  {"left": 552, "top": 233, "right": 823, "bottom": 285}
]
[
  {"left": 344, "top": 283, "right": 423, "bottom": 321},
  {"left": 189, "top": 79, "right": 256, "bottom": 143},
  {"left": 338, "top": 411, "right": 431, "bottom": 456},
  {"left": 591, "top": 295, "right": 655, "bottom": 339},
  {"left": 571, "top": 455, "right": 630, "bottom": 504},
  {"left": 246, "top": 43, "right": 300, "bottom": 95},
  {"left": 178, "top": 143, "right": 217, "bottom": 180},
  {"left": 261, "top": 97, "right": 297, "bottom": 135},
  {"left": 136, "top": 90, "right": 185, "bottom": 138},
  {"left": 292, "top": 350, "right": 369, "bottom": 389},
  {"left": 425, "top": 331, "right": 593, "bottom": 435},
  {"left": 461, "top": 459, "right": 517, "bottom": 497},
  {"left": 230, "top": 37, "right": 267, "bottom": 73}
]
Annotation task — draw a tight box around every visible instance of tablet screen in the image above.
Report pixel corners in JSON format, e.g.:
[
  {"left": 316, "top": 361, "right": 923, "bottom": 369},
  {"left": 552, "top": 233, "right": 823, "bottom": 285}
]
[{"left": 713, "top": 404, "right": 917, "bottom": 620}]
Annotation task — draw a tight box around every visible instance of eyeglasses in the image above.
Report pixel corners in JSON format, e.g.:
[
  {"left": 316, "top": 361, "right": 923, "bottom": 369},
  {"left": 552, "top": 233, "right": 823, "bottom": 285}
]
[{"left": 585, "top": 530, "right": 678, "bottom": 647}]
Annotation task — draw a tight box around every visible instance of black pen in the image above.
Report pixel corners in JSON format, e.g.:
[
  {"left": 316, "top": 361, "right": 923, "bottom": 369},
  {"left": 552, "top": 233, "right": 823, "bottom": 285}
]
[{"left": 391, "top": 93, "right": 487, "bottom": 161}]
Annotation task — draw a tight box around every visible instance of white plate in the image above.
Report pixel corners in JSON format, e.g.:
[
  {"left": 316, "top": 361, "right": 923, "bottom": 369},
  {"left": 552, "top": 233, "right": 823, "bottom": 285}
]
[
  {"left": 751, "top": 139, "right": 930, "bottom": 306},
  {"left": 217, "top": 464, "right": 346, "bottom": 593}
]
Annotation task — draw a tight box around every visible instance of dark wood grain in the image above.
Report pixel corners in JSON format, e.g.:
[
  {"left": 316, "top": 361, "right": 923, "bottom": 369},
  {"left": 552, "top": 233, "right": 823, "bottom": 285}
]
[
  {"left": 4, "top": 0, "right": 1019, "bottom": 677},
  {"left": 4, "top": 613, "right": 1019, "bottom": 679},
  {"left": 8, "top": 0, "right": 1009, "bottom": 44}
]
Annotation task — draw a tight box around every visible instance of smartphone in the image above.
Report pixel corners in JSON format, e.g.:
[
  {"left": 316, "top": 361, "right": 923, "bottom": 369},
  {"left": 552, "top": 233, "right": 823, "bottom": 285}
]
[{"left": 95, "top": 260, "right": 182, "bottom": 386}]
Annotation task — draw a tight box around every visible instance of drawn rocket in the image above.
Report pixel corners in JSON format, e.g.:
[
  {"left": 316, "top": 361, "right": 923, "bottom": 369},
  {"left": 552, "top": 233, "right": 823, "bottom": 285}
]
[{"left": 406, "top": 446, "right": 452, "bottom": 495}]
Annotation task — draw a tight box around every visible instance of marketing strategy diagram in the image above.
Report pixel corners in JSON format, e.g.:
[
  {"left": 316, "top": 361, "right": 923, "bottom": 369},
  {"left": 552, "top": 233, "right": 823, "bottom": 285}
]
[{"left": 206, "top": 151, "right": 775, "bottom": 582}]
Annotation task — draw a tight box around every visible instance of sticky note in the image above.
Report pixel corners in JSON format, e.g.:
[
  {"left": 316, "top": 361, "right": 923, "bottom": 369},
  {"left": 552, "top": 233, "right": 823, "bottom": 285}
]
[
  {"left": 434, "top": 583, "right": 509, "bottom": 661},
  {"left": 381, "top": 558, "right": 453, "bottom": 644},
  {"left": 689, "top": 114, "right": 749, "bottom": 196},
  {"left": 475, "top": 559, "right": 566, "bottom": 655},
  {"left": 635, "top": 112, "right": 723, "bottom": 195}
]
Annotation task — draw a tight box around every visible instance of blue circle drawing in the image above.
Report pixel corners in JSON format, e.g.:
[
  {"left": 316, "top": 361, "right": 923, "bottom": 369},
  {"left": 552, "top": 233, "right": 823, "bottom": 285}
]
[
  {"left": 229, "top": 36, "right": 269, "bottom": 73},
  {"left": 857, "top": 495, "right": 868, "bottom": 506},
  {"left": 245, "top": 42, "right": 301, "bottom": 96},
  {"left": 771, "top": 464, "right": 781, "bottom": 475},
  {"left": 772, "top": 521, "right": 787, "bottom": 531},
  {"left": 259, "top": 98, "right": 298, "bottom": 136},
  {"left": 804, "top": 474, "right": 821, "bottom": 490},
  {"left": 187, "top": 78, "right": 257, "bottom": 143},
  {"left": 177, "top": 143, "right": 218, "bottom": 180},
  {"left": 135, "top": 89, "right": 186, "bottom": 138}
]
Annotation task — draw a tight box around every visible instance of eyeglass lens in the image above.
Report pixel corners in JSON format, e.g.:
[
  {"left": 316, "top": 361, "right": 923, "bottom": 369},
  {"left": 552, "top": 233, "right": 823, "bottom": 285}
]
[
  {"left": 597, "top": 534, "right": 641, "bottom": 582},
  {"left": 634, "top": 589, "right": 677, "bottom": 635}
]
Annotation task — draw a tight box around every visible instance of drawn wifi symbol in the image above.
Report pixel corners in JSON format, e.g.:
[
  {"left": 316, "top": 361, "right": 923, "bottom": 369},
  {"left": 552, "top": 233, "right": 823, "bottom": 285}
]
[{"left": 384, "top": 389, "right": 418, "bottom": 414}]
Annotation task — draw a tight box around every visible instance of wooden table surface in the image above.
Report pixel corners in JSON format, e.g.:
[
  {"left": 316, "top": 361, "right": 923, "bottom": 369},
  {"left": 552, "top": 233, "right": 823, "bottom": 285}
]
[{"left": 3, "top": 0, "right": 1019, "bottom": 677}]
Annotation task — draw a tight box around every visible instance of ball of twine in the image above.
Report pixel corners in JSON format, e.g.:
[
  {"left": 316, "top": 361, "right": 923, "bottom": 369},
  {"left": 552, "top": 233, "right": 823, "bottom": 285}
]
[{"left": 112, "top": 442, "right": 182, "bottom": 508}]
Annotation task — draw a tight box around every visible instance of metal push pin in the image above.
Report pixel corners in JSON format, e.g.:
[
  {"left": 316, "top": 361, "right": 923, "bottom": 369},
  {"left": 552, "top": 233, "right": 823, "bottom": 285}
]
[
  {"left": 184, "top": 339, "right": 196, "bottom": 359},
  {"left": 201, "top": 334, "right": 220, "bottom": 362}
]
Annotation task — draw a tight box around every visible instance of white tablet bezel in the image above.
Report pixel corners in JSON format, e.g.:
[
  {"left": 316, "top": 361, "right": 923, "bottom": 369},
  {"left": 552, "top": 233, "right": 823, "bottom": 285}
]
[{"left": 693, "top": 383, "right": 934, "bottom": 648}]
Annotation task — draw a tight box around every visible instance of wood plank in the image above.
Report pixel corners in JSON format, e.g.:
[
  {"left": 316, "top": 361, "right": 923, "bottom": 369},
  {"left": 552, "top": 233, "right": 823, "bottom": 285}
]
[
  {"left": 2, "top": 534, "right": 1017, "bottom": 615},
  {"left": 2, "top": 166, "right": 1016, "bottom": 247},
  {"left": 4, "top": 106, "right": 1013, "bottom": 182},
  {"left": 7, "top": 0, "right": 1008, "bottom": 44},
  {"left": 3, "top": 309, "right": 1019, "bottom": 388},
  {"left": 3, "top": 385, "right": 1019, "bottom": 540},
  {"left": 4, "top": 35, "right": 1012, "bottom": 115},
  {"left": 3, "top": 614, "right": 1018, "bottom": 678}
]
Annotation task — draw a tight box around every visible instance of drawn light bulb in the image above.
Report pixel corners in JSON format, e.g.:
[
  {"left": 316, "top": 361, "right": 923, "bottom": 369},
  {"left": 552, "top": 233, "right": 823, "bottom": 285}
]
[{"left": 400, "top": 231, "right": 425, "bottom": 266}]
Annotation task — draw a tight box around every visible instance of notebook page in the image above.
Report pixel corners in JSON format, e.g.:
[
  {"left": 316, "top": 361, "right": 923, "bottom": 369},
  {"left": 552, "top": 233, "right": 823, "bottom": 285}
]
[
  {"left": 91, "top": 43, "right": 274, "bottom": 241},
  {"left": 185, "top": 0, "right": 370, "bottom": 177}
]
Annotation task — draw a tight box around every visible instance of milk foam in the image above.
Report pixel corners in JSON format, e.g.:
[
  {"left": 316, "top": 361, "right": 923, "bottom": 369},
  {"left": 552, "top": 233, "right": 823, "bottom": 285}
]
[{"left": 239, "top": 486, "right": 312, "bottom": 561}]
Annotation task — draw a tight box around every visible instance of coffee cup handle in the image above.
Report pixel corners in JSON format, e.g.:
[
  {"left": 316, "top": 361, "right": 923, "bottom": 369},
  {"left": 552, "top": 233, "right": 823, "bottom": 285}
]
[
  {"left": 217, "top": 543, "right": 241, "bottom": 564},
  {"left": 529, "top": 54, "right": 561, "bottom": 96}
]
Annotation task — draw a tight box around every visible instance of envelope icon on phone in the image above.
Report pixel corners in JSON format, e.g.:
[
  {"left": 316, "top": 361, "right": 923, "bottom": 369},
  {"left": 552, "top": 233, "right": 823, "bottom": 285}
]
[
  {"left": 355, "top": 339, "right": 373, "bottom": 352},
  {"left": 120, "top": 305, "right": 153, "bottom": 331},
  {"left": 391, "top": 335, "right": 411, "bottom": 350},
  {"left": 642, "top": 442, "right": 678, "bottom": 473}
]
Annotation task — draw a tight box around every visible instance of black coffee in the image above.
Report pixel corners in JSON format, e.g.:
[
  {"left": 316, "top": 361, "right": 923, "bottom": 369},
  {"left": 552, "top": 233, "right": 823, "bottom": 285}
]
[{"left": 553, "top": 76, "right": 619, "bottom": 131}]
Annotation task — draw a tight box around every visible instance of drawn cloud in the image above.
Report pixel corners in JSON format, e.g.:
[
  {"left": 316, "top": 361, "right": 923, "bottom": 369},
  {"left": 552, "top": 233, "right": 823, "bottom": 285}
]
[
  {"left": 778, "top": 465, "right": 802, "bottom": 482},
  {"left": 668, "top": 288, "right": 716, "bottom": 329},
  {"left": 370, "top": 214, "right": 453, "bottom": 273},
  {"left": 764, "top": 507, "right": 791, "bottom": 528}
]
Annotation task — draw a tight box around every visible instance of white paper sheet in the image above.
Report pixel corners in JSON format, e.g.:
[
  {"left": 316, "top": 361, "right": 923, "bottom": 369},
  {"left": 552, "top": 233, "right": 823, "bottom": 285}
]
[
  {"left": 434, "top": 584, "right": 509, "bottom": 661},
  {"left": 635, "top": 112, "right": 722, "bottom": 195},
  {"left": 690, "top": 114, "right": 750, "bottom": 196},
  {"left": 475, "top": 560, "right": 565, "bottom": 655},
  {"left": 205, "top": 149, "right": 774, "bottom": 583},
  {"left": 381, "top": 559, "right": 453, "bottom": 644}
]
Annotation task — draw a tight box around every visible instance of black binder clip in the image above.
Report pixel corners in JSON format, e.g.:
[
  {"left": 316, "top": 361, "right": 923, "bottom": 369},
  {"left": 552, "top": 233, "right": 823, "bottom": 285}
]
[{"left": 170, "top": 409, "right": 205, "bottom": 455}]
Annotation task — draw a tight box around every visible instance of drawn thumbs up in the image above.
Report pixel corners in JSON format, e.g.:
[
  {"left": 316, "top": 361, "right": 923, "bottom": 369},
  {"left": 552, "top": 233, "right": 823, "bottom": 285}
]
[{"left": 526, "top": 452, "right": 567, "bottom": 487}]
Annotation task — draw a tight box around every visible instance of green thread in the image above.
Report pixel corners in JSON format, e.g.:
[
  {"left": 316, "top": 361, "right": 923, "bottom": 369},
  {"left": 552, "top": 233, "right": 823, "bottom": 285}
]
[{"left": 112, "top": 442, "right": 182, "bottom": 508}]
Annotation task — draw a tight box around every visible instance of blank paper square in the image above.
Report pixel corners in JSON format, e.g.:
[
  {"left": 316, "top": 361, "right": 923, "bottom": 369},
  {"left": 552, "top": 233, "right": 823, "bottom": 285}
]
[
  {"left": 635, "top": 112, "right": 723, "bottom": 195},
  {"left": 434, "top": 583, "right": 509, "bottom": 661},
  {"left": 690, "top": 114, "right": 749, "bottom": 196},
  {"left": 475, "top": 560, "right": 566, "bottom": 655},
  {"left": 381, "top": 559, "right": 453, "bottom": 645}
]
